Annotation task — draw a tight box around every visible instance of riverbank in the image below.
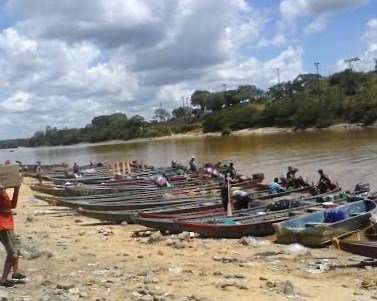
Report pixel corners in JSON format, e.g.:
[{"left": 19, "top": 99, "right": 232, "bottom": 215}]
[
  {"left": 2, "top": 183, "right": 376, "bottom": 300},
  {"left": 87, "top": 122, "right": 375, "bottom": 147}
]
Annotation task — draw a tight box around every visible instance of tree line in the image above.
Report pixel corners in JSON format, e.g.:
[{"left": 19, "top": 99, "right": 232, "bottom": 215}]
[{"left": 1, "top": 68, "right": 377, "bottom": 149}]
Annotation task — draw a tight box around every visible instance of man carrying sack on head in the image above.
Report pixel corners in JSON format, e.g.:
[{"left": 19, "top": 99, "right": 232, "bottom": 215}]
[{"left": 0, "top": 182, "right": 25, "bottom": 287}]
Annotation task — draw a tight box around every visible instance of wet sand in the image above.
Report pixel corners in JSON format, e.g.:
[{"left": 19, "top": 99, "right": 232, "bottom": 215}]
[{"left": 1, "top": 182, "right": 376, "bottom": 300}]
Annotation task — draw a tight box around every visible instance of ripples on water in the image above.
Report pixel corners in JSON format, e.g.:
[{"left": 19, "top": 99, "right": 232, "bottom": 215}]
[{"left": 2, "top": 128, "right": 377, "bottom": 190}]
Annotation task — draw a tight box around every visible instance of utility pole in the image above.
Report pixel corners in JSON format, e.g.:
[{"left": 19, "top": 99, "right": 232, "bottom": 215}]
[
  {"left": 276, "top": 68, "right": 280, "bottom": 85},
  {"left": 314, "top": 62, "right": 321, "bottom": 102},
  {"left": 185, "top": 97, "right": 188, "bottom": 118}
]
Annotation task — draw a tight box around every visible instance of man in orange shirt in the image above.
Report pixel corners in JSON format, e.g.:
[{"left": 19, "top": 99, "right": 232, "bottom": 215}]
[{"left": 0, "top": 183, "right": 25, "bottom": 287}]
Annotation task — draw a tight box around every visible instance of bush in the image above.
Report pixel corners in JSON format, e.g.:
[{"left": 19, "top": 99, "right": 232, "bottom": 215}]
[{"left": 221, "top": 127, "right": 232, "bottom": 135}]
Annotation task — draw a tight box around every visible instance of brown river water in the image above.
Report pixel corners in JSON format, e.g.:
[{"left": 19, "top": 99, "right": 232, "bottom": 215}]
[{"left": 2, "top": 128, "right": 377, "bottom": 190}]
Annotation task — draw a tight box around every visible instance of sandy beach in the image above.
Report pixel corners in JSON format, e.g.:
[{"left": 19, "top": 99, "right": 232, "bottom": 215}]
[{"left": 0, "top": 182, "right": 376, "bottom": 301}]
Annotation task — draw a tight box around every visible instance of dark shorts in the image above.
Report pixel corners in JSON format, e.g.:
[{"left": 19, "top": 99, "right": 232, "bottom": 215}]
[{"left": 0, "top": 230, "right": 19, "bottom": 259}]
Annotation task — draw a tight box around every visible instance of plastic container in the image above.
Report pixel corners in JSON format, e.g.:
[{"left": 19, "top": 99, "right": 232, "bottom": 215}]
[
  {"left": 334, "top": 209, "right": 348, "bottom": 221},
  {"left": 324, "top": 209, "right": 335, "bottom": 223},
  {"left": 324, "top": 195, "right": 334, "bottom": 202},
  {"left": 324, "top": 209, "right": 348, "bottom": 223},
  {"left": 339, "top": 191, "right": 347, "bottom": 199},
  {"left": 223, "top": 218, "right": 235, "bottom": 225},
  {"left": 322, "top": 202, "right": 336, "bottom": 209}
]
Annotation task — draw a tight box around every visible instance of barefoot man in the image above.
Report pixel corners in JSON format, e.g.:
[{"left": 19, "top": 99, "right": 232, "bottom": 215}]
[{"left": 0, "top": 183, "right": 25, "bottom": 287}]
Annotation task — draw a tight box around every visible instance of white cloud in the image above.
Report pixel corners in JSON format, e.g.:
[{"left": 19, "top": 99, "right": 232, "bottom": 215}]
[
  {"left": 304, "top": 0, "right": 369, "bottom": 15},
  {"left": 280, "top": 0, "right": 368, "bottom": 21},
  {"left": 257, "top": 32, "right": 286, "bottom": 47},
  {"left": 363, "top": 18, "right": 377, "bottom": 52},
  {"left": 1, "top": 91, "right": 32, "bottom": 112},
  {"left": 280, "top": 0, "right": 368, "bottom": 36},
  {"left": 304, "top": 16, "right": 326, "bottom": 34},
  {"left": 199, "top": 46, "right": 304, "bottom": 90},
  {"left": 0, "top": 28, "right": 37, "bottom": 55}
]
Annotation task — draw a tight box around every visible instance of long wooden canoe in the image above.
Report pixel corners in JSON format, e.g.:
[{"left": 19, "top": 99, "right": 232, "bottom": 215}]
[
  {"left": 77, "top": 208, "right": 138, "bottom": 224},
  {"left": 333, "top": 240, "right": 377, "bottom": 259},
  {"left": 273, "top": 200, "right": 377, "bottom": 247}
]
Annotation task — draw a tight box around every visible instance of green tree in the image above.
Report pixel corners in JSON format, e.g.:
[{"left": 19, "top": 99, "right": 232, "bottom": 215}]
[
  {"left": 153, "top": 107, "right": 171, "bottom": 122},
  {"left": 172, "top": 107, "right": 187, "bottom": 119},
  {"left": 109, "top": 113, "right": 128, "bottom": 129},
  {"left": 91, "top": 115, "right": 111, "bottom": 127},
  {"left": 190, "top": 90, "right": 210, "bottom": 112},
  {"left": 206, "top": 92, "right": 224, "bottom": 111}
]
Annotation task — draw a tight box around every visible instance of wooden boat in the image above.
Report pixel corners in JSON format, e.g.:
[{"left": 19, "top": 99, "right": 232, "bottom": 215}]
[
  {"left": 167, "top": 192, "right": 348, "bottom": 237},
  {"left": 138, "top": 186, "right": 343, "bottom": 219},
  {"left": 173, "top": 201, "right": 344, "bottom": 239},
  {"left": 29, "top": 183, "right": 66, "bottom": 196},
  {"left": 365, "top": 221, "right": 377, "bottom": 240},
  {"left": 76, "top": 198, "right": 224, "bottom": 225},
  {"left": 333, "top": 239, "right": 377, "bottom": 259},
  {"left": 71, "top": 188, "right": 346, "bottom": 234},
  {"left": 77, "top": 208, "right": 138, "bottom": 224},
  {"left": 133, "top": 199, "right": 298, "bottom": 234},
  {"left": 133, "top": 216, "right": 183, "bottom": 233},
  {"left": 77, "top": 195, "right": 327, "bottom": 232},
  {"left": 48, "top": 194, "right": 220, "bottom": 211},
  {"left": 273, "top": 200, "right": 377, "bottom": 247}
]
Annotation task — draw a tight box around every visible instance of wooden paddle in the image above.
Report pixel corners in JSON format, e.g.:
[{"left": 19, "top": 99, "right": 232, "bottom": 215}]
[{"left": 226, "top": 174, "right": 233, "bottom": 217}]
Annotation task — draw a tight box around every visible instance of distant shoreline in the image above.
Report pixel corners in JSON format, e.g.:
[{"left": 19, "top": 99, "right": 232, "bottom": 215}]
[
  {"left": 11, "top": 122, "right": 376, "bottom": 149},
  {"left": 91, "top": 122, "right": 374, "bottom": 146}
]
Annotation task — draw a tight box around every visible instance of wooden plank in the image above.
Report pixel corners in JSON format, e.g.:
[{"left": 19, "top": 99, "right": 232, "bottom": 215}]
[
  {"left": 126, "top": 160, "right": 131, "bottom": 174},
  {"left": 306, "top": 207, "right": 325, "bottom": 213},
  {"left": 0, "top": 165, "right": 22, "bottom": 188}
]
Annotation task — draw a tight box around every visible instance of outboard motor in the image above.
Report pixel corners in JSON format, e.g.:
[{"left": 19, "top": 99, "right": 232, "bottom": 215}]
[{"left": 354, "top": 182, "right": 370, "bottom": 193}]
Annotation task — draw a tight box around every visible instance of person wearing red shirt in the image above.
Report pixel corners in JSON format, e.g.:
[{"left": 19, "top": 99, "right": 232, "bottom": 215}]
[{"left": 0, "top": 184, "right": 25, "bottom": 287}]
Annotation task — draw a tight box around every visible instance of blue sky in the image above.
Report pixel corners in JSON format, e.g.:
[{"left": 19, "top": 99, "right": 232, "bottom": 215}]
[{"left": 0, "top": 0, "right": 376, "bottom": 139}]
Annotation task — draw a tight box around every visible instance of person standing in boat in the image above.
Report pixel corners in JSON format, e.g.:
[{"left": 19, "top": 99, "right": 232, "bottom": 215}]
[
  {"left": 35, "top": 161, "right": 43, "bottom": 184},
  {"left": 188, "top": 156, "right": 198, "bottom": 172},
  {"left": 268, "top": 177, "right": 285, "bottom": 194},
  {"left": 171, "top": 160, "right": 178, "bottom": 169},
  {"left": 225, "top": 162, "right": 236, "bottom": 181},
  {"left": 0, "top": 183, "right": 25, "bottom": 287},
  {"left": 317, "top": 169, "right": 336, "bottom": 193},
  {"left": 73, "top": 162, "right": 81, "bottom": 177},
  {"left": 220, "top": 182, "right": 230, "bottom": 212},
  {"left": 286, "top": 166, "right": 298, "bottom": 188}
]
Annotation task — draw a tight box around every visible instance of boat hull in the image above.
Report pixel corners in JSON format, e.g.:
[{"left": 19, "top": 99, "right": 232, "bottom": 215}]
[
  {"left": 335, "top": 240, "right": 377, "bottom": 258},
  {"left": 273, "top": 200, "right": 376, "bottom": 247}
]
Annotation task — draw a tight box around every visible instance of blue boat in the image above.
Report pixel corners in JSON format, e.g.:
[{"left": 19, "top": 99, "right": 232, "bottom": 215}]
[{"left": 273, "top": 200, "right": 377, "bottom": 247}]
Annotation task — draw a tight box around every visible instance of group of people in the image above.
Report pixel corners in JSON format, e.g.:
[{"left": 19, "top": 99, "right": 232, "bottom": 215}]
[
  {"left": 36, "top": 161, "right": 85, "bottom": 184},
  {"left": 177, "top": 157, "right": 239, "bottom": 180},
  {"left": 64, "top": 162, "right": 83, "bottom": 179},
  {"left": 220, "top": 166, "right": 337, "bottom": 215},
  {"left": 268, "top": 167, "right": 336, "bottom": 195}
]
